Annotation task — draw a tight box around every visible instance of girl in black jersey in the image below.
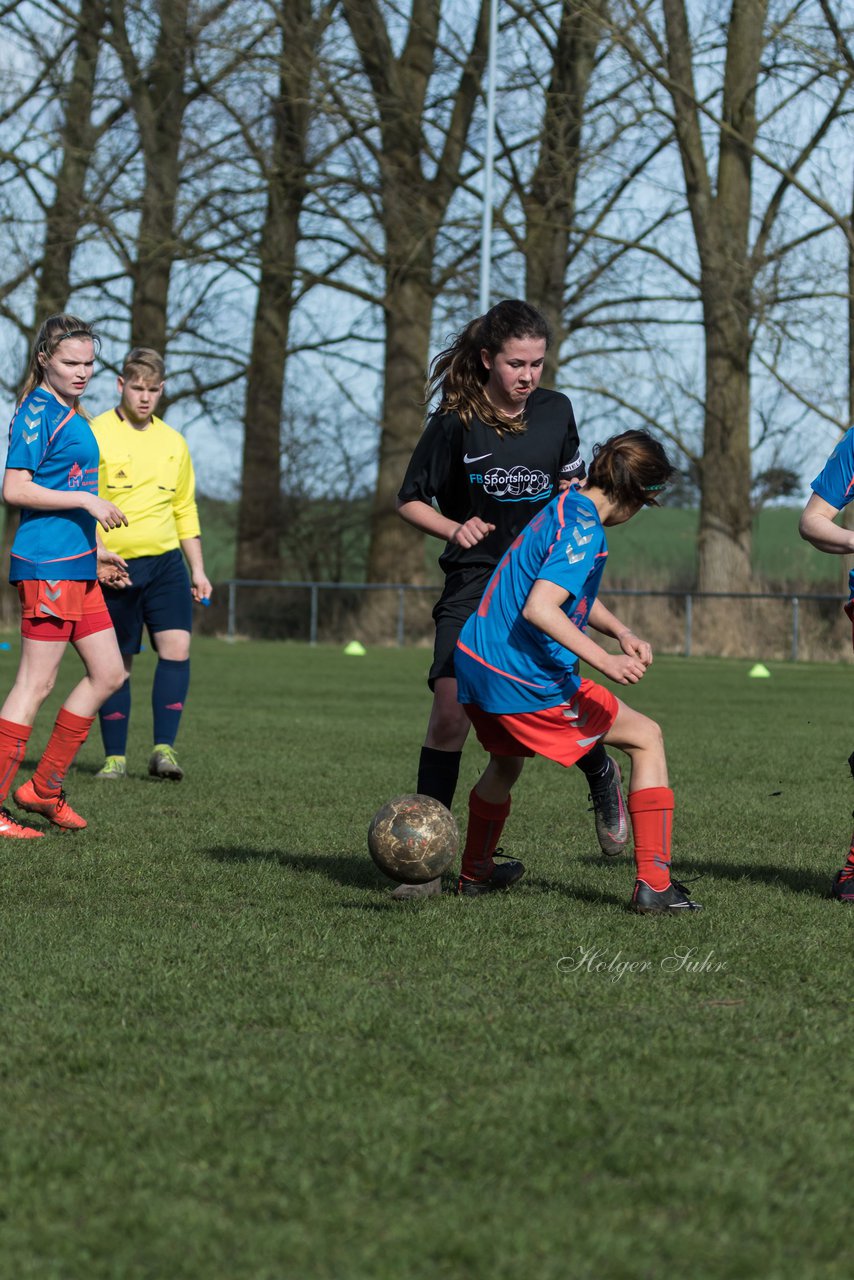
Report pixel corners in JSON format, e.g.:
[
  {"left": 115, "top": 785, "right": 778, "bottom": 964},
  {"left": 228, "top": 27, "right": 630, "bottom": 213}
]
[{"left": 393, "top": 299, "right": 634, "bottom": 898}]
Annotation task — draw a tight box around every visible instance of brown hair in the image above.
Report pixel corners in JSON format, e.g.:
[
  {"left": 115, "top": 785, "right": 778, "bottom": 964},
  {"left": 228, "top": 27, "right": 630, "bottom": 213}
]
[
  {"left": 20, "top": 313, "right": 99, "bottom": 408},
  {"left": 426, "top": 299, "right": 551, "bottom": 436},
  {"left": 121, "top": 347, "right": 165, "bottom": 383},
  {"left": 586, "top": 430, "right": 675, "bottom": 508}
]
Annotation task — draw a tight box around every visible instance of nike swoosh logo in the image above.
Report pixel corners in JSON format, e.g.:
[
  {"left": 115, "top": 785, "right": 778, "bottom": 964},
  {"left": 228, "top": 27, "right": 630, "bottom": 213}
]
[{"left": 464, "top": 452, "right": 492, "bottom": 464}]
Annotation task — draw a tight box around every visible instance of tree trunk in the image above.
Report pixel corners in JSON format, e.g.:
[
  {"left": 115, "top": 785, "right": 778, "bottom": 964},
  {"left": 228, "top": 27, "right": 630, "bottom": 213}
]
[
  {"left": 236, "top": 1, "right": 315, "bottom": 579},
  {"left": 342, "top": 0, "right": 489, "bottom": 585},
  {"left": 523, "top": 0, "right": 605, "bottom": 383},
  {"left": 662, "top": 0, "right": 767, "bottom": 591},
  {"left": 109, "top": 0, "right": 191, "bottom": 354},
  {"left": 235, "top": 225, "right": 295, "bottom": 580},
  {"left": 697, "top": 275, "right": 753, "bottom": 591},
  {"left": 367, "top": 270, "right": 435, "bottom": 585},
  {"left": 35, "top": 0, "right": 109, "bottom": 322}
]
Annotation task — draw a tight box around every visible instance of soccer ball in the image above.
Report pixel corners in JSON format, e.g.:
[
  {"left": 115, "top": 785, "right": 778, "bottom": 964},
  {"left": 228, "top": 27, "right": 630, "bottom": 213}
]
[{"left": 367, "top": 793, "right": 459, "bottom": 884}]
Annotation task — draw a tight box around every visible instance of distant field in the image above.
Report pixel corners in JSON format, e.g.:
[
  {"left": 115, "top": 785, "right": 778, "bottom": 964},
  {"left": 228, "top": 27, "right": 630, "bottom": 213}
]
[
  {"left": 1, "top": 640, "right": 852, "bottom": 1277},
  {"left": 200, "top": 499, "right": 845, "bottom": 591},
  {"left": 606, "top": 506, "right": 843, "bottom": 590}
]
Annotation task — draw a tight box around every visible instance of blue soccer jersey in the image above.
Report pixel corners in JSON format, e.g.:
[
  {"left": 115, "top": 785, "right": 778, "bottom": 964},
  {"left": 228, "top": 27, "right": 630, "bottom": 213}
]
[
  {"left": 6, "top": 388, "right": 100, "bottom": 582},
  {"left": 455, "top": 487, "right": 609, "bottom": 714},
  {"left": 811, "top": 430, "right": 854, "bottom": 603},
  {"left": 811, "top": 429, "right": 854, "bottom": 510}
]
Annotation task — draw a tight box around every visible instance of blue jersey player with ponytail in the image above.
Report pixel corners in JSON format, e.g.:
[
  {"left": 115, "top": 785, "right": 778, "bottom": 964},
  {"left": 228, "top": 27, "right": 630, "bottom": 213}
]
[{"left": 800, "top": 431, "right": 854, "bottom": 901}]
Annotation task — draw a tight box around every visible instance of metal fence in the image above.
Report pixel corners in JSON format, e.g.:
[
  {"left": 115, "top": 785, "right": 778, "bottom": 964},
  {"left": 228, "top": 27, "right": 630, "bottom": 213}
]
[{"left": 195, "top": 579, "right": 853, "bottom": 663}]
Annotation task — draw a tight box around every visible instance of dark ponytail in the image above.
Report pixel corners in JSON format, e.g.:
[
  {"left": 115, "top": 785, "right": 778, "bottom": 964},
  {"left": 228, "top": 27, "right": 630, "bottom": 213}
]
[{"left": 587, "top": 430, "right": 675, "bottom": 508}]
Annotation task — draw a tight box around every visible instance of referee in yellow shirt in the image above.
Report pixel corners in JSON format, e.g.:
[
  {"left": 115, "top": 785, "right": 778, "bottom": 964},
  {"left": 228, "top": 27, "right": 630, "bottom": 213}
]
[{"left": 91, "top": 348, "right": 212, "bottom": 781}]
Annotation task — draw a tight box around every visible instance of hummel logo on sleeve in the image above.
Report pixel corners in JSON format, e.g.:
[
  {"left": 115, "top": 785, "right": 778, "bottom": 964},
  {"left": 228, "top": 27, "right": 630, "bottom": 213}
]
[{"left": 560, "top": 452, "right": 585, "bottom": 474}]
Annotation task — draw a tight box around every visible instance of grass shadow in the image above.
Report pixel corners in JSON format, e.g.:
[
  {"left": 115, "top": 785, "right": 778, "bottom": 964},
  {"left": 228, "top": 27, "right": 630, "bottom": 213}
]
[
  {"left": 207, "top": 844, "right": 378, "bottom": 888},
  {"left": 678, "top": 858, "right": 830, "bottom": 898},
  {"left": 523, "top": 874, "right": 627, "bottom": 908}
]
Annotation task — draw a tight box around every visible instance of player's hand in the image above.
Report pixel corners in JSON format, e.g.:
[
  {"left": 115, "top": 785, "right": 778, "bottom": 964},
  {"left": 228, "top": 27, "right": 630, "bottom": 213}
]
[
  {"left": 618, "top": 630, "right": 653, "bottom": 667},
  {"left": 88, "top": 495, "right": 128, "bottom": 530},
  {"left": 450, "top": 517, "right": 496, "bottom": 548},
  {"left": 191, "top": 573, "right": 213, "bottom": 604},
  {"left": 603, "top": 653, "right": 647, "bottom": 685},
  {"left": 96, "top": 547, "right": 130, "bottom": 588}
]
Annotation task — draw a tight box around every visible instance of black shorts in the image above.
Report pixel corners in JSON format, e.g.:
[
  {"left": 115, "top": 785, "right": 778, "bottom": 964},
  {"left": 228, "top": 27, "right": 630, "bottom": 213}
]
[
  {"left": 102, "top": 548, "right": 192, "bottom": 655},
  {"left": 428, "top": 567, "right": 492, "bottom": 689}
]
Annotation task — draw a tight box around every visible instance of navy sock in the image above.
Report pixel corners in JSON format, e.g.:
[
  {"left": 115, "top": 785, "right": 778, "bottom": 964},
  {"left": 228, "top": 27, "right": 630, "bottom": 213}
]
[
  {"left": 416, "top": 747, "right": 462, "bottom": 811},
  {"left": 99, "top": 679, "right": 131, "bottom": 756},
  {"left": 152, "top": 658, "right": 190, "bottom": 747}
]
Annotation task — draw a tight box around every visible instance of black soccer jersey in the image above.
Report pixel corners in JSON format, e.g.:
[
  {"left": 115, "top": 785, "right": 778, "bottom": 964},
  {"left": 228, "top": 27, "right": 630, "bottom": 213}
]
[{"left": 397, "top": 387, "right": 584, "bottom": 573}]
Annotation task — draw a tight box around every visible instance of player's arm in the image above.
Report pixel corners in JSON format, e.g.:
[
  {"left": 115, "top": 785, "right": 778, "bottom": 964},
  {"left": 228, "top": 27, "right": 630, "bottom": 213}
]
[
  {"left": 522, "top": 579, "right": 647, "bottom": 685},
  {"left": 588, "top": 598, "right": 653, "bottom": 667},
  {"left": 798, "top": 493, "right": 854, "bottom": 554},
  {"left": 396, "top": 413, "right": 495, "bottom": 548},
  {"left": 172, "top": 444, "right": 210, "bottom": 600},
  {"left": 181, "top": 535, "right": 212, "bottom": 603},
  {"left": 2, "top": 468, "right": 127, "bottom": 529},
  {"left": 396, "top": 498, "right": 495, "bottom": 549}
]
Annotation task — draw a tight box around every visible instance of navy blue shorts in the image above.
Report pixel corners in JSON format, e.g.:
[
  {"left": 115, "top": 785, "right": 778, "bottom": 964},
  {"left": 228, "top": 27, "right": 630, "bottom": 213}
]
[{"left": 103, "top": 548, "right": 192, "bottom": 655}]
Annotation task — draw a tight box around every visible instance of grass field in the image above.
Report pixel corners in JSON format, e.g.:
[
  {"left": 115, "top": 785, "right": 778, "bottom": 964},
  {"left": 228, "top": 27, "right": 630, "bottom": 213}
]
[{"left": 1, "top": 638, "right": 852, "bottom": 1279}]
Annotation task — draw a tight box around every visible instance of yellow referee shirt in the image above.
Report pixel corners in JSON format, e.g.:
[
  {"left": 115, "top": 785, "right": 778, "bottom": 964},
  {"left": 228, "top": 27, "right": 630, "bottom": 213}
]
[{"left": 91, "top": 410, "right": 201, "bottom": 559}]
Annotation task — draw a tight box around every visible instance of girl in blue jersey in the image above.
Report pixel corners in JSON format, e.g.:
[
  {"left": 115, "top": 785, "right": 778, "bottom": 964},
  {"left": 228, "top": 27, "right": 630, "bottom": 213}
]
[
  {"left": 394, "top": 300, "right": 628, "bottom": 898},
  {"left": 454, "top": 430, "right": 702, "bottom": 914},
  {"left": 0, "top": 314, "right": 129, "bottom": 838},
  {"left": 800, "top": 434, "right": 854, "bottom": 900}
]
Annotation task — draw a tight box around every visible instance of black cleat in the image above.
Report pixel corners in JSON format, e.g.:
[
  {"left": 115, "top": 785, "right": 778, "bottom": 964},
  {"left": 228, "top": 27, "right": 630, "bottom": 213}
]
[
  {"left": 589, "top": 757, "right": 629, "bottom": 857},
  {"left": 456, "top": 851, "right": 525, "bottom": 897},
  {"left": 831, "top": 870, "right": 854, "bottom": 903},
  {"left": 630, "top": 878, "right": 703, "bottom": 914}
]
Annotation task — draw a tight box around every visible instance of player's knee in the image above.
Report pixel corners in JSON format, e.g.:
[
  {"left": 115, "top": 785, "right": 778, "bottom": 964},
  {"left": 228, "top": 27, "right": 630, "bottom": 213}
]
[
  {"left": 102, "top": 663, "right": 128, "bottom": 698},
  {"left": 493, "top": 754, "right": 524, "bottom": 787},
  {"left": 426, "top": 699, "right": 469, "bottom": 749},
  {"left": 29, "top": 670, "right": 57, "bottom": 703},
  {"left": 639, "top": 714, "right": 665, "bottom": 756}
]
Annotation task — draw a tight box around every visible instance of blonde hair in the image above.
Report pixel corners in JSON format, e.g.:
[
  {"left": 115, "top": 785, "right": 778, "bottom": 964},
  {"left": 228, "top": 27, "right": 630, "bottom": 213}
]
[
  {"left": 121, "top": 347, "right": 165, "bottom": 384},
  {"left": 20, "top": 313, "right": 99, "bottom": 409},
  {"left": 426, "top": 300, "right": 551, "bottom": 437}
]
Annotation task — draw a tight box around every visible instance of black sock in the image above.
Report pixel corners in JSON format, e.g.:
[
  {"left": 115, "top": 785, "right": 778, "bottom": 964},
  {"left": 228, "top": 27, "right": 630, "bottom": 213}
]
[
  {"left": 577, "top": 744, "right": 612, "bottom": 797},
  {"left": 417, "top": 747, "right": 462, "bottom": 811}
]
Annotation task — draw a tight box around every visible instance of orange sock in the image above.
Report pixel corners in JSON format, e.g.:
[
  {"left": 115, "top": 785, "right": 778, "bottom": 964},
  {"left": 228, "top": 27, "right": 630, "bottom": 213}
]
[
  {"left": 459, "top": 788, "right": 511, "bottom": 882},
  {"left": 628, "top": 786, "right": 674, "bottom": 892},
  {"left": 0, "top": 718, "right": 32, "bottom": 804},
  {"left": 32, "top": 708, "right": 94, "bottom": 798}
]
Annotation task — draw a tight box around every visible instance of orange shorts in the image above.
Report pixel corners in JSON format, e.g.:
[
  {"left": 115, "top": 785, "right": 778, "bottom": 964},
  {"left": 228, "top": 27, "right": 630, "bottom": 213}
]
[
  {"left": 18, "top": 579, "right": 114, "bottom": 642},
  {"left": 464, "top": 678, "right": 619, "bottom": 768}
]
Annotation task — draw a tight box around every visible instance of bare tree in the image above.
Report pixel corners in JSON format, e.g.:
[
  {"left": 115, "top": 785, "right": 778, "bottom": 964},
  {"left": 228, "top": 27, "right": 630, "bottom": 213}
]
[
  {"left": 34, "top": 0, "right": 120, "bottom": 321},
  {"left": 521, "top": 0, "right": 610, "bottom": 380},
  {"left": 339, "top": 0, "right": 490, "bottom": 585},
  {"left": 607, "top": 0, "right": 854, "bottom": 590},
  {"left": 235, "top": 0, "right": 335, "bottom": 579}
]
